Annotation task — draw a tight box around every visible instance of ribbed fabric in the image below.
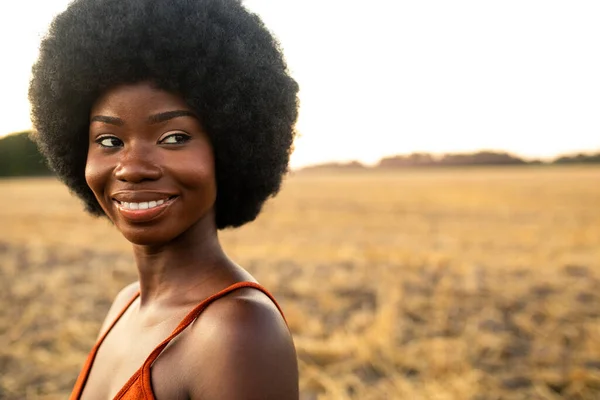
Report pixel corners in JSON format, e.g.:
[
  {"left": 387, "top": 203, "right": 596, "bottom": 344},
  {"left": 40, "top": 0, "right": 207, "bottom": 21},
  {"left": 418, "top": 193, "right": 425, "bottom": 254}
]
[{"left": 70, "top": 282, "right": 285, "bottom": 400}]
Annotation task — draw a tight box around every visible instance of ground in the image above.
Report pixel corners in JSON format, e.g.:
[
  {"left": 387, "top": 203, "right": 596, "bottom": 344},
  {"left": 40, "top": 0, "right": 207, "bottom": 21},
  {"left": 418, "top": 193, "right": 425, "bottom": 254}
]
[{"left": 1, "top": 166, "right": 599, "bottom": 399}]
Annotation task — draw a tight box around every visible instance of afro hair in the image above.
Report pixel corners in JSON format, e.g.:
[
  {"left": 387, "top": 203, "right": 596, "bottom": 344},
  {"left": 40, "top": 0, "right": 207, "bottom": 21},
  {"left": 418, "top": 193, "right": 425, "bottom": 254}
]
[{"left": 29, "top": 0, "right": 299, "bottom": 229}]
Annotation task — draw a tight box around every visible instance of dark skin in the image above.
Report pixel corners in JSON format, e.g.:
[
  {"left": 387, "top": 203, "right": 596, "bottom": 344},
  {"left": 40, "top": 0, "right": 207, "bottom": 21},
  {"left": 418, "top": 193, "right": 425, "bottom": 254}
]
[{"left": 81, "top": 82, "right": 298, "bottom": 400}]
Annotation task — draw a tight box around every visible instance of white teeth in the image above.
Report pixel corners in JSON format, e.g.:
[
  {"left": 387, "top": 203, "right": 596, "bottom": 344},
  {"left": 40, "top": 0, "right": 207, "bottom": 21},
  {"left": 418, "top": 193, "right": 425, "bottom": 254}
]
[{"left": 118, "top": 199, "right": 168, "bottom": 210}]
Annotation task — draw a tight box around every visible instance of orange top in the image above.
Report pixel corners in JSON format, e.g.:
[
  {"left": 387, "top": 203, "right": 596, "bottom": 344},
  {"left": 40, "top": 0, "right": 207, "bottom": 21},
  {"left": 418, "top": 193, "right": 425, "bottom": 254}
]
[{"left": 69, "top": 281, "right": 285, "bottom": 400}]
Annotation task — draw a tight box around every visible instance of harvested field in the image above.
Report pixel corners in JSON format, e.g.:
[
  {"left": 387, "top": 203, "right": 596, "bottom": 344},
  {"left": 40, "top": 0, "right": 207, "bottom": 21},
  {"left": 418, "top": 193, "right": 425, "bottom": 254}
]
[{"left": 1, "top": 166, "right": 600, "bottom": 399}]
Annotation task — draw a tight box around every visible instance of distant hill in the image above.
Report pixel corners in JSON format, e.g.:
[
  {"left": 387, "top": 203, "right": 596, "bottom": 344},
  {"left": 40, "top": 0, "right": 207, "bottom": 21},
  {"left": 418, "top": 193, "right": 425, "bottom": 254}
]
[
  {"left": 553, "top": 153, "right": 600, "bottom": 164},
  {"left": 299, "top": 161, "right": 367, "bottom": 171},
  {"left": 378, "top": 151, "right": 527, "bottom": 168},
  {"left": 300, "top": 150, "right": 600, "bottom": 171},
  {"left": 0, "top": 131, "right": 53, "bottom": 177}
]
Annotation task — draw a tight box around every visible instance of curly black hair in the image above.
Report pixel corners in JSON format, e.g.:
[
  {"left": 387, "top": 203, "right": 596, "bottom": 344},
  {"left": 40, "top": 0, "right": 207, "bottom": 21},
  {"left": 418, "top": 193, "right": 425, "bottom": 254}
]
[{"left": 29, "top": 0, "right": 298, "bottom": 229}]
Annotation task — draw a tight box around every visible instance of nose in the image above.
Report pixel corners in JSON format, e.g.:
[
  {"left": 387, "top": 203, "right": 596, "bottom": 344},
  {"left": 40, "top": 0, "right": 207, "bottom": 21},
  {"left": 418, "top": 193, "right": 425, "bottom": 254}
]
[{"left": 114, "top": 142, "right": 162, "bottom": 183}]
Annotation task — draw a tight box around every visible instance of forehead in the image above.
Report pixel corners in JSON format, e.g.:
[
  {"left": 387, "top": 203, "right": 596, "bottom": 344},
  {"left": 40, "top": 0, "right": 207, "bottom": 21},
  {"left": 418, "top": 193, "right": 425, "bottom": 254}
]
[{"left": 91, "top": 82, "right": 192, "bottom": 116}]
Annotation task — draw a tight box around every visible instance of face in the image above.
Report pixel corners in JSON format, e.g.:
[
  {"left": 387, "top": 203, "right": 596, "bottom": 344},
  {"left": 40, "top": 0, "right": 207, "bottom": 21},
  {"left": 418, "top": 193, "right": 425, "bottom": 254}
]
[{"left": 85, "top": 82, "right": 216, "bottom": 246}]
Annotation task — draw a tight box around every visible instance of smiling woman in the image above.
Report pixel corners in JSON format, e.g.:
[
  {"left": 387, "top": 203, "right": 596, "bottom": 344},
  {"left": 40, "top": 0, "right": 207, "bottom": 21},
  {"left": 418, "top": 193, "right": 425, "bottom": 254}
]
[{"left": 27, "top": 0, "right": 299, "bottom": 399}]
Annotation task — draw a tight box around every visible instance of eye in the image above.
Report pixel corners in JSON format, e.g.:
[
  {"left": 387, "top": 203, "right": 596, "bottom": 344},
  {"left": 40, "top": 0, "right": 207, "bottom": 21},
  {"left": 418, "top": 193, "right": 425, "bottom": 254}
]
[
  {"left": 159, "top": 133, "right": 191, "bottom": 145},
  {"left": 96, "top": 136, "right": 123, "bottom": 148}
]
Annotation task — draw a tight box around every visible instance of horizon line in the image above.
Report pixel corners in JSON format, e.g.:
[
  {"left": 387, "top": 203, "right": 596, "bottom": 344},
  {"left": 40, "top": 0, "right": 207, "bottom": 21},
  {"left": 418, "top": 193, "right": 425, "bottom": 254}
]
[{"left": 2, "top": 129, "right": 599, "bottom": 171}]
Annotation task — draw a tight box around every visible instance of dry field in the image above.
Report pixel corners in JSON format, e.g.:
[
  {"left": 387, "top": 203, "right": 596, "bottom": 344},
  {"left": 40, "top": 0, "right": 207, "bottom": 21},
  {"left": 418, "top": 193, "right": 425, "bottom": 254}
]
[{"left": 1, "top": 166, "right": 599, "bottom": 399}]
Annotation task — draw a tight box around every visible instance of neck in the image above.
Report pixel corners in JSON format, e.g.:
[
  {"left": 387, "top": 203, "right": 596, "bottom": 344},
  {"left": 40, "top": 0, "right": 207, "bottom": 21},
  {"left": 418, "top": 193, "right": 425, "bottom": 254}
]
[{"left": 131, "top": 212, "right": 239, "bottom": 307}]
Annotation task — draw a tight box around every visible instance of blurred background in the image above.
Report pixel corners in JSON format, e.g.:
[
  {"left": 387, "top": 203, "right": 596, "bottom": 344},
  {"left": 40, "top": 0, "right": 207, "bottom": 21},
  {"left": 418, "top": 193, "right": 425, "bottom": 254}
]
[{"left": 1, "top": 1, "right": 600, "bottom": 399}]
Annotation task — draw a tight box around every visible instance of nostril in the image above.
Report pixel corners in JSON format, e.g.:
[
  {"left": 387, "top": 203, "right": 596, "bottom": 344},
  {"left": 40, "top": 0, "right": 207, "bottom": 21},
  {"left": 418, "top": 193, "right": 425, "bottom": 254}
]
[{"left": 114, "top": 160, "right": 162, "bottom": 183}]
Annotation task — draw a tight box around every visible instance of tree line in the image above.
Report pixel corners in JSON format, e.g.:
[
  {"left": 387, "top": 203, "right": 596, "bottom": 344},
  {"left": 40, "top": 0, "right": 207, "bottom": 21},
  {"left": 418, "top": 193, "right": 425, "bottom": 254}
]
[
  {"left": 0, "top": 131, "right": 53, "bottom": 177},
  {"left": 377, "top": 151, "right": 600, "bottom": 168},
  {"left": 301, "top": 151, "right": 600, "bottom": 171}
]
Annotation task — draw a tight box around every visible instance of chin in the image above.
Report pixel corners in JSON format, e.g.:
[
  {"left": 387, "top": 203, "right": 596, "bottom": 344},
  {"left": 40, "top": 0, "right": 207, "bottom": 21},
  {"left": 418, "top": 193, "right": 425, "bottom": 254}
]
[
  {"left": 119, "top": 227, "right": 178, "bottom": 247},
  {"left": 108, "top": 206, "right": 214, "bottom": 247},
  {"left": 123, "top": 235, "right": 166, "bottom": 247}
]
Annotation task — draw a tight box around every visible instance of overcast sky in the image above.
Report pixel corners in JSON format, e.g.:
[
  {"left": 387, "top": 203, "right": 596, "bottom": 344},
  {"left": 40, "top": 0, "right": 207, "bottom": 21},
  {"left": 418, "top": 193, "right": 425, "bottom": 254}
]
[{"left": 1, "top": 0, "right": 599, "bottom": 168}]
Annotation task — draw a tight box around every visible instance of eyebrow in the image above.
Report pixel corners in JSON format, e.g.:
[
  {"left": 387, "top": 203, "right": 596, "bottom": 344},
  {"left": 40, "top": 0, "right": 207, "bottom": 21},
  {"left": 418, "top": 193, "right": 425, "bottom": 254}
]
[
  {"left": 90, "top": 115, "right": 124, "bottom": 126},
  {"left": 147, "top": 110, "right": 197, "bottom": 124},
  {"left": 90, "top": 110, "right": 197, "bottom": 126}
]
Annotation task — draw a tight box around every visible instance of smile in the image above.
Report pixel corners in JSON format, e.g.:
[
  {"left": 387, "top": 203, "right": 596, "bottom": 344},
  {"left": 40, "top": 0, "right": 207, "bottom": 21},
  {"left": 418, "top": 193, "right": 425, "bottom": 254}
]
[{"left": 112, "top": 196, "right": 178, "bottom": 222}]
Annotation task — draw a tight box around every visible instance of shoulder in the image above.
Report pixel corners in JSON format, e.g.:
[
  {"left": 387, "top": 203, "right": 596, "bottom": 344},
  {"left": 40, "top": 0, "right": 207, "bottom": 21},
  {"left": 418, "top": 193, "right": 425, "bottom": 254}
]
[
  {"left": 183, "top": 286, "right": 298, "bottom": 400},
  {"left": 97, "top": 281, "right": 140, "bottom": 339}
]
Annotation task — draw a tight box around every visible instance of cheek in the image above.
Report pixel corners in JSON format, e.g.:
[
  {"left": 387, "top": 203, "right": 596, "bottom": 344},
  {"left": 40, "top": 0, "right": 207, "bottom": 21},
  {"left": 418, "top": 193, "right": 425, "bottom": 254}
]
[
  {"left": 175, "top": 149, "right": 217, "bottom": 202},
  {"left": 182, "top": 164, "right": 216, "bottom": 200},
  {"left": 85, "top": 150, "right": 111, "bottom": 204}
]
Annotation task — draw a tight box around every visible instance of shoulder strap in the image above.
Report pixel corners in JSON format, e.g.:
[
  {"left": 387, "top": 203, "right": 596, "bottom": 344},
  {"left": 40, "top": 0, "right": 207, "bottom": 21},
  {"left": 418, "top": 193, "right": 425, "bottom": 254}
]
[
  {"left": 69, "top": 290, "right": 140, "bottom": 400},
  {"left": 138, "top": 281, "right": 285, "bottom": 396}
]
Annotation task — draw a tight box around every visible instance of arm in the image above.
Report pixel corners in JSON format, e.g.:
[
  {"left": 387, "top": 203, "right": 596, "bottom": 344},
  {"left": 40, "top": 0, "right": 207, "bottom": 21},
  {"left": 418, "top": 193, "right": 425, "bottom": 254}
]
[{"left": 185, "top": 291, "right": 299, "bottom": 400}]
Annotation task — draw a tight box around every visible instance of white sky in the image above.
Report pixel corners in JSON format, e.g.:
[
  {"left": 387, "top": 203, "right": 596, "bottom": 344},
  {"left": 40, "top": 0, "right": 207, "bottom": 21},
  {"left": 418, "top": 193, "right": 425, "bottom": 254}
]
[{"left": 0, "top": 1, "right": 599, "bottom": 168}]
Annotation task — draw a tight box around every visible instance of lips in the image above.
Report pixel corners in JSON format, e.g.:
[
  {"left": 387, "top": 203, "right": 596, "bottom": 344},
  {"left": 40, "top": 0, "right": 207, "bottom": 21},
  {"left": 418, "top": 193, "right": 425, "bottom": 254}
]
[{"left": 111, "top": 191, "right": 178, "bottom": 222}]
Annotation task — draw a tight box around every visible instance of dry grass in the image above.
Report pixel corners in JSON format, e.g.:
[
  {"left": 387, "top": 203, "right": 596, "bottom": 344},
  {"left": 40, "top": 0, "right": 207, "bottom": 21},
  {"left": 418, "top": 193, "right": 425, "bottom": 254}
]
[{"left": 1, "top": 166, "right": 599, "bottom": 399}]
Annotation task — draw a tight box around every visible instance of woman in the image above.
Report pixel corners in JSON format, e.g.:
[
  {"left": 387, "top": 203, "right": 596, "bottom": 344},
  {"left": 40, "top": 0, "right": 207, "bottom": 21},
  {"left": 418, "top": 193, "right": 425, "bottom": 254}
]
[{"left": 28, "top": 0, "right": 299, "bottom": 399}]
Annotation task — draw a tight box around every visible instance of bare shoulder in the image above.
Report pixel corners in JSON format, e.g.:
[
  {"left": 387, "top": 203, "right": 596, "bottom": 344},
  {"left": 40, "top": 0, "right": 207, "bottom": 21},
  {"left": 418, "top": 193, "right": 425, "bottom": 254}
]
[
  {"left": 184, "top": 287, "right": 298, "bottom": 400},
  {"left": 97, "top": 281, "right": 140, "bottom": 339}
]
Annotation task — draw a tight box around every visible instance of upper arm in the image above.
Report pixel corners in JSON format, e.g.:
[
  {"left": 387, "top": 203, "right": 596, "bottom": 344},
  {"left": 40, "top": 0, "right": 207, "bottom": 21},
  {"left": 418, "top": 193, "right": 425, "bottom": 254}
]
[
  {"left": 185, "top": 293, "right": 299, "bottom": 400},
  {"left": 96, "top": 281, "right": 139, "bottom": 339}
]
